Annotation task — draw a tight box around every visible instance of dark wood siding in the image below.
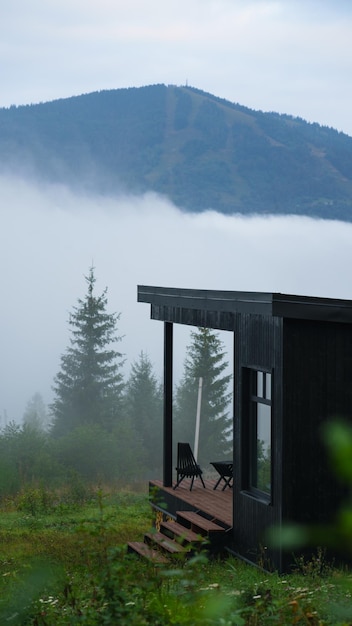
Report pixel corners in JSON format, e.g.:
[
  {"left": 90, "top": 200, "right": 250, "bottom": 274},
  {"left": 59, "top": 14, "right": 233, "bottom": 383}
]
[
  {"left": 150, "top": 304, "right": 236, "bottom": 331},
  {"left": 233, "top": 313, "right": 283, "bottom": 570},
  {"left": 282, "top": 319, "right": 352, "bottom": 528}
]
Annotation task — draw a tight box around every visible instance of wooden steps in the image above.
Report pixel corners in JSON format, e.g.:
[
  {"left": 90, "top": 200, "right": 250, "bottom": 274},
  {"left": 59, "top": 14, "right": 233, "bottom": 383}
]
[
  {"left": 128, "top": 509, "right": 228, "bottom": 564},
  {"left": 176, "top": 511, "right": 226, "bottom": 536},
  {"left": 144, "top": 531, "right": 185, "bottom": 555},
  {"left": 127, "top": 541, "right": 168, "bottom": 564},
  {"left": 160, "top": 519, "right": 203, "bottom": 546}
]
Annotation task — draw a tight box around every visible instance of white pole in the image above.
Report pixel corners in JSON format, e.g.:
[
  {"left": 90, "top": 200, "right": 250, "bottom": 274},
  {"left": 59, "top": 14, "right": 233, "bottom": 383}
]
[{"left": 194, "top": 377, "right": 203, "bottom": 462}]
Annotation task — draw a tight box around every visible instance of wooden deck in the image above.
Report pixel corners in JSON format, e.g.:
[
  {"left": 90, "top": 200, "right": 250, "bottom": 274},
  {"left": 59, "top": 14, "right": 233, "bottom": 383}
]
[
  {"left": 149, "top": 478, "right": 233, "bottom": 529},
  {"left": 128, "top": 479, "right": 234, "bottom": 562}
]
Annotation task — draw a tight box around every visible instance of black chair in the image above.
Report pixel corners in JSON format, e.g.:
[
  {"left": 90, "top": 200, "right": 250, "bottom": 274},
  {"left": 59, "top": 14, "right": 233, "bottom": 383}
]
[
  {"left": 173, "top": 442, "right": 206, "bottom": 491},
  {"left": 210, "top": 461, "right": 233, "bottom": 491}
]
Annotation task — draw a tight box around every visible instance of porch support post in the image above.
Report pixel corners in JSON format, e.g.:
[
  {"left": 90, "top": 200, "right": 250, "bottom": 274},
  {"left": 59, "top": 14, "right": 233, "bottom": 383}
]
[{"left": 163, "top": 321, "right": 173, "bottom": 487}]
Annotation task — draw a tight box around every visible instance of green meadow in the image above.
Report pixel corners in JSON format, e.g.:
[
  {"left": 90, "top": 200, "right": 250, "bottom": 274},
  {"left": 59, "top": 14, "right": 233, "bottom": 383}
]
[{"left": 1, "top": 487, "right": 351, "bottom": 625}]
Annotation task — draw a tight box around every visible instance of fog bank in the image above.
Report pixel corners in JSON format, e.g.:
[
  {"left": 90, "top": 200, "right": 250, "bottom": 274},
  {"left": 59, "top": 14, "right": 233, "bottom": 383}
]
[{"left": 1, "top": 175, "right": 352, "bottom": 422}]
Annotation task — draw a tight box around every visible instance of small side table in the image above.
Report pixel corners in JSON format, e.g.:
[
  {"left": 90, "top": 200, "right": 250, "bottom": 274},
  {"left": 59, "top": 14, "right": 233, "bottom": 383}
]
[{"left": 210, "top": 461, "right": 233, "bottom": 491}]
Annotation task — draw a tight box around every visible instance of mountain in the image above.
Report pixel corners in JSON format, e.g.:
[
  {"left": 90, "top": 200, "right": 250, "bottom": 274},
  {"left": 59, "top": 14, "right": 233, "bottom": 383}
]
[{"left": 1, "top": 83, "right": 352, "bottom": 221}]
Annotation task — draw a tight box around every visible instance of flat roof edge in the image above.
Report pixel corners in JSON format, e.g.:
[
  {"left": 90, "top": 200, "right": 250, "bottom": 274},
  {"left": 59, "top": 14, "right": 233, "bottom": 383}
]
[
  {"left": 137, "top": 286, "right": 352, "bottom": 323},
  {"left": 138, "top": 285, "right": 273, "bottom": 305}
]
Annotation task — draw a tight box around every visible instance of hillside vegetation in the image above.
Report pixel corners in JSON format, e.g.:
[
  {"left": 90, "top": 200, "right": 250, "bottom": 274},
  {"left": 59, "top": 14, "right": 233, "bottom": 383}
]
[{"left": 1, "top": 84, "right": 352, "bottom": 220}]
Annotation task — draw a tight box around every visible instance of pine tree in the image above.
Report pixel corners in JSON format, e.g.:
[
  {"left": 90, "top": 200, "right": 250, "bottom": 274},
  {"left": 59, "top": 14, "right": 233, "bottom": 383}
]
[
  {"left": 23, "top": 392, "right": 48, "bottom": 432},
  {"left": 50, "top": 267, "right": 124, "bottom": 436},
  {"left": 124, "top": 351, "right": 163, "bottom": 474},
  {"left": 174, "top": 327, "right": 232, "bottom": 466}
]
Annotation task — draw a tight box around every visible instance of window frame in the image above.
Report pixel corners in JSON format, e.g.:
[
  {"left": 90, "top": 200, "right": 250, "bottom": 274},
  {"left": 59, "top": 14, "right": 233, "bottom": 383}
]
[{"left": 242, "top": 367, "right": 273, "bottom": 504}]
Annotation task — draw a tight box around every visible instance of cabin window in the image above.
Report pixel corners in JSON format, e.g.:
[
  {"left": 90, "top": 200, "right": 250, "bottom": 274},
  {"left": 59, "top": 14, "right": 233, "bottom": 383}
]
[{"left": 242, "top": 368, "right": 272, "bottom": 502}]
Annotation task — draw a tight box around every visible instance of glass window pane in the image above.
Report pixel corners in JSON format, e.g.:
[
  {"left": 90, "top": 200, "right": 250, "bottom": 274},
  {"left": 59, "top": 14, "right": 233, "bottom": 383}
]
[
  {"left": 265, "top": 373, "right": 271, "bottom": 400},
  {"left": 257, "top": 371, "right": 263, "bottom": 397},
  {"left": 256, "top": 403, "right": 271, "bottom": 494}
]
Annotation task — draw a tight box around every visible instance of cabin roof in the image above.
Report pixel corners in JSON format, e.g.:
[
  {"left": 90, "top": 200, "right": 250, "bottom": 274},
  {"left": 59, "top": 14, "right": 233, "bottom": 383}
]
[{"left": 137, "top": 286, "right": 352, "bottom": 324}]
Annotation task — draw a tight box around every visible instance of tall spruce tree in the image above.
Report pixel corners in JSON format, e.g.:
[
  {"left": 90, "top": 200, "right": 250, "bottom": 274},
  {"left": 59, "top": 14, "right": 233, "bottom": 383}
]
[
  {"left": 124, "top": 351, "right": 163, "bottom": 475},
  {"left": 50, "top": 267, "right": 124, "bottom": 437},
  {"left": 174, "top": 327, "right": 232, "bottom": 466}
]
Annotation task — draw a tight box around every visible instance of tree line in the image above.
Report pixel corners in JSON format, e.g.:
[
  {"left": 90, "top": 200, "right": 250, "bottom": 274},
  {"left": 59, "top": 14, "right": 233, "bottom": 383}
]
[{"left": 0, "top": 267, "right": 232, "bottom": 495}]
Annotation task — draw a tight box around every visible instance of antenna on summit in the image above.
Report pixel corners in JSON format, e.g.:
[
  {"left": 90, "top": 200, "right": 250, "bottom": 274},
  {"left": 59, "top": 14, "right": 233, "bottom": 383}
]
[{"left": 185, "top": 79, "right": 188, "bottom": 87}]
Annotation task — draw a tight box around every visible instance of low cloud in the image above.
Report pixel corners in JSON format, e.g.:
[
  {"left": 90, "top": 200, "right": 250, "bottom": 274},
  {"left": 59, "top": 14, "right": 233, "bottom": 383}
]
[{"left": 1, "top": 175, "right": 352, "bottom": 422}]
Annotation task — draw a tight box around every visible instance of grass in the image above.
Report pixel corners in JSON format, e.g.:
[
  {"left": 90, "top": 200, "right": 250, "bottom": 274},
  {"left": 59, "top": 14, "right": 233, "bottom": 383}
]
[{"left": 0, "top": 488, "right": 352, "bottom": 625}]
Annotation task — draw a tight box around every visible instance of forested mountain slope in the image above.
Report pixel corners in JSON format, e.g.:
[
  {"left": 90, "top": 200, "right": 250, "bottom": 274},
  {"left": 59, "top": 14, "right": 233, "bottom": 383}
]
[{"left": 1, "top": 83, "right": 352, "bottom": 220}]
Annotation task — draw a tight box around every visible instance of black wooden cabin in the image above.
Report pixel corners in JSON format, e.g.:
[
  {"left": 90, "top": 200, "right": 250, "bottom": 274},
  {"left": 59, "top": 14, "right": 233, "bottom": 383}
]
[{"left": 138, "top": 286, "right": 352, "bottom": 571}]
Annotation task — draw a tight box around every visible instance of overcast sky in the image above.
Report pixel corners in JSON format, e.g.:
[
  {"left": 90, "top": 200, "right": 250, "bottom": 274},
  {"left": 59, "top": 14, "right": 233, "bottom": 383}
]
[{"left": 1, "top": 0, "right": 352, "bottom": 135}]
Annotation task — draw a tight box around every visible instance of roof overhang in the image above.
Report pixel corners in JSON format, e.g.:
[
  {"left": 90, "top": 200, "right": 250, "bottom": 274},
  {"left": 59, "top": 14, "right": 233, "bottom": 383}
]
[{"left": 138, "top": 286, "right": 352, "bottom": 327}]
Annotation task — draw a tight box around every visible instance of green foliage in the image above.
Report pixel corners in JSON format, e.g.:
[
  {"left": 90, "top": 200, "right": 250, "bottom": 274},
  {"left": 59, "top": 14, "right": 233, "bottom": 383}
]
[
  {"left": 0, "top": 492, "right": 151, "bottom": 624},
  {"left": 293, "top": 547, "right": 334, "bottom": 579},
  {"left": 174, "top": 328, "right": 232, "bottom": 465},
  {"left": 111, "top": 416, "right": 147, "bottom": 482},
  {"left": 0, "top": 417, "right": 146, "bottom": 497},
  {"left": 323, "top": 420, "right": 352, "bottom": 483},
  {"left": 50, "top": 266, "right": 125, "bottom": 437},
  {"left": 0, "top": 559, "right": 62, "bottom": 625},
  {"left": 52, "top": 422, "right": 146, "bottom": 484},
  {"left": 0, "top": 422, "right": 58, "bottom": 496},
  {"left": 53, "top": 424, "right": 119, "bottom": 483},
  {"left": 0, "top": 491, "right": 351, "bottom": 624},
  {"left": 321, "top": 420, "right": 352, "bottom": 553},
  {"left": 17, "top": 487, "right": 55, "bottom": 516},
  {"left": 124, "top": 351, "right": 163, "bottom": 475}
]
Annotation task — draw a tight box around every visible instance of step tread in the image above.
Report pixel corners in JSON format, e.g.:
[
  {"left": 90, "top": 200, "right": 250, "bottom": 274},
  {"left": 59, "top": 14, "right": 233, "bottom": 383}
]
[
  {"left": 160, "top": 520, "right": 204, "bottom": 543},
  {"left": 176, "top": 511, "right": 225, "bottom": 532},
  {"left": 127, "top": 541, "right": 168, "bottom": 563},
  {"left": 145, "top": 531, "right": 185, "bottom": 554}
]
